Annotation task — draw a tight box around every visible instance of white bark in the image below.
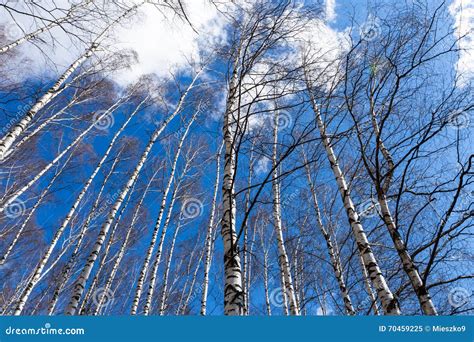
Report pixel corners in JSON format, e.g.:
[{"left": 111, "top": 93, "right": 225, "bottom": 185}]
[
  {"left": 0, "top": 1, "right": 89, "bottom": 54},
  {"left": 140, "top": 112, "right": 198, "bottom": 316},
  {"left": 271, "top": 111, "right": 300, "bottom": 315},
  {"left": 306, "top": 82, "right": 401, "bottom": 315},
  {"left": 0, "top": 98, "right": 124, "bottom": 213},
  {"left": 0, "top": 1, "right": 144, "bottom": 159},
  {"left": 80, "top": 179, "right": 136, "bottom": 315},
  {"left": 222, "top": 48, "right": 244, "bottom": 316},
  {"left": 304, "top": 159, "right": 355, "bottom": 315},
  {"left": 48, "top": 154, "right": 121, "bottom": 315},
  {"left": 94, "top": 167, "right": 161, "bottom": 315},
  {"left": 0, "top": 45, "right": 98, "bottom": 159},
  {"left": 358, "top": 252, "right": 380, "bottom": 315},
  {"left": 12, "top": 101, "right": 135, "bottom": 315},
  {"left": 65, "top": 74, "right": 200, "bottom": 316},
  {"left": 200, "top": 143, "right": 223, "bottom": 315},
  {"left": 369, "top": 103, "right": 437, "bottom": 315},
  {"left": 0, "top": 150, "right": 73, "bottom": 266}
]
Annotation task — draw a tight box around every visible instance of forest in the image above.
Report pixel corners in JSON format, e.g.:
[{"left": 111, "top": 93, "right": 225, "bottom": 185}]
[{"left": 0, "top": 0, "right": 472, "bottom": 316}]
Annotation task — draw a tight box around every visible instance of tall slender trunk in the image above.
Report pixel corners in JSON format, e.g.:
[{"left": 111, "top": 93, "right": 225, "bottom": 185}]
[
  {"left": 200, "top": 143, "right": 223, "bottom": 315},
  {"left": 12, "top": 100, "right": 138, "bottom": 315},
  {"left": 79, "top": 180, "right": 136, "bottom": 315},
  {"left": 158, "top": 220, "right": 182, "bottom": 315},
  {"left": 94, "top": 167, "right": 160, "bottom": 316},
  {"left": 0, "top": 98, "right": 125, "bottom": 213},
  {"left": 305, "top": 80, "right": 401, "bottom": 315},
  {"left": 358, "top": 252, "right": 380, "bottom": 315},
  {"left": 181, "top": 248, "right": 204, "bottom": 314},
  {"left": 369, "top": 99, "right": 437, "bottom": 315},
  {"left": 245, "top": 221, "right": 257, "bottom": 315},
  {"left": 262, "top": 248, "right": 272, "bottom": 316},
  {"left": 271, "top": 111, "right": 299, "bottom": 315},
  {"left": 0, "top": 150, "right": 74, "bottom": 266},
  {"left": 2, "top": 82, "right": 121, "bottom": 162},
  {"left": 0, "top": 45, "right": 97, "bottom": 159},
  {"left": 134, "top": 111, "right": 198, "bottom": 315},
  {"left": 222, "top": 47, "right": 244, "bottom": 316},
  {"left": 0, "top": 1, "right": 89, "bottom": 54},
  {"left": 0, "top": 1, "right": 144, "bottom": 159},
  {"left": 304, "top": 159, "right": 356, "bottom": 315},
  {"left": 242, "top": 142, "right": 254, "bottom": 315},
  {"left": 378, "top": 193, "right": 437, "bottom": 314},
  {"left": 148, "top": 152, "right": 193, "bottom": 315},
  {"left": 63, "top": 73, "right": 200, "bottom": 316},
  {"left": 48, "top": 153, "right": 121, "bottom": 315}
]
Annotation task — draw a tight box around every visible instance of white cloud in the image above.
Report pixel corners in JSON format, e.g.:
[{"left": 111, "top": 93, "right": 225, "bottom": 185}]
[
  {"left": 449, "top": 0, "right": 474, "bottom": 87},
  {"left": 0, "top": 0, "right": 227, "bottom": 85},
  {"left": 325, "top": 0, "right": 337, "bottom": 22},
  {"left": 255, "top": 156, "right": 271, "bottom": 175}
]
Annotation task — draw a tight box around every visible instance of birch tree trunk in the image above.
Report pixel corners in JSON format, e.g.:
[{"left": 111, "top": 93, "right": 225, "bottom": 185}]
[
  {"left": 369, "top": 100, "right": 437, "bottom": 315},
  {"left": 140, "top": 112, "right": 198, "bottom": 316},
  {"left": 48, "top": 153, "right": 121, "bottom": 315},
  {"left": 0, "top": 45, "right": 98, "bottom": 159},
  {"left": 358, "top": 252, "right": 380, "bottom": 315},
  {"left": 0, "top": 97, "right": 125, "bottom": 213},
  {"left": 12, "top": 101, "right": 138, "bottom": 315},
  {"left": 0, "top": 0, "right": 90, "bottom": 54},
  {"left": 0, "top": 149, "right": 74, "bottom": 266},
  {"left": 304, "top": 159, "right": 356, "bottom": 315},
  {"left": 94, "top": 167, "right": 161, "bottom": 315},
  {"left": 158, "top": 220, "right": 182, "bottom": 315},
  {"left": 242, "top": 143, "right": 254, "bottom": 315},
  {"left": 0, "top": 1, "right": 145, "bottom": 159},
  {"left": 181, "top": 248, "right": 204, "bottom": 314},
  {"left": 263, "top": 248, "right": 272, "bottom": 316},
  {"left": 79, "top": 180, "right": 136, "bottom": 315},
  {"left": 305, "top": 80, "right": 401, "bottom": 315},
  {"left": 63, "top": 76, "right": 199, "bottom": 315},
  {"left": 271, "top": 111, "right": 300, "bottom": 315},
  {"left": 200, "top": 143, "right": 223, "bottom": 315},
  {"left": 221, "top": 47, "right": 244, "bottom": 316},
  {"left": 377, "top": 193, "right": 437, "bottom": 314}
]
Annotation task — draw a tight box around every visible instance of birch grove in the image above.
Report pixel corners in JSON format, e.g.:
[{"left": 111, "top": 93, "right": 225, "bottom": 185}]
[{"left": 0, "top": 0, "right": 472, "bottom": 316}]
